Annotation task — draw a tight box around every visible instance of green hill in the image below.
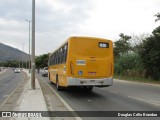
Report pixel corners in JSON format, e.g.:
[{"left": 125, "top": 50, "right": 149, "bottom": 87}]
[{"left": 0, "top": 43, "right": 29, "bottom": 61}]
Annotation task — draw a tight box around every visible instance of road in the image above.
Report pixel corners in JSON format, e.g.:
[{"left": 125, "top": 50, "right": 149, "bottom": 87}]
[
  {"left": 37, "top": 73, "right": 160, "bottom": 120},
  {"left": 0, "top": 69, "right": 25, "bottom": 104}
]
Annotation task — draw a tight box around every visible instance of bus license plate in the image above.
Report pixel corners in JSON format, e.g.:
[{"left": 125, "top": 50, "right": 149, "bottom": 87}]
[
  {"left": 88, "top": 72, "right": 96, "bottom": 75},
  {"left": 90, "top": 80, "right": 95, "bottom": 82}
]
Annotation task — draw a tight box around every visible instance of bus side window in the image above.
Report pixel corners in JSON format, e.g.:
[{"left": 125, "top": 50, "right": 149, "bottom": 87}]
[
  {"left": 54, "top": 54, "right": 55, "bottom": 65},
  {"left": 55, "top": 52, "right": 57, "bottom": 64},
  {"left": 58, "top": 50, "right": 60, "bottom": 64},
  {"left": 62, "top": 46, "right": 65, "bottom": 63},
  {"left": 52, "top": 54, "right": 55, "bottom": 65},
  {"left": 64, "top": 44, "right": 68, "bottom": 62},
  {"left": 51, "top": 55, "right": 53, "bottom": 65},
  {"left": 56, "top": 52, "right": 57, "bottom": 64},
  {"left": 51, "top": 55, "right": 52, "bottom": 65},
  {"left": 49, "top": 55, "right": 51, "bottom": 65},
  {"left": 59, "top": 50, "right": 61, "bottom": 64},
  {"left": 60, "top": 48, "right": 63, "bottom": 64}
]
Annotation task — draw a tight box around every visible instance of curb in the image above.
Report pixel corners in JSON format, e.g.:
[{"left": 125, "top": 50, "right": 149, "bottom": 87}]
[
  {"left": 37, "top": 75, "right": 83, "bottom": 120},
  {"left": 114, "top": 79, "right": 160, "bottom": 87}
]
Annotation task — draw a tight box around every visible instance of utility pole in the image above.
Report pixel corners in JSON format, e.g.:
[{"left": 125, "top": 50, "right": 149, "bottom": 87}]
[
  {"left": 25, "top": 20, "right": 31, "bottom": 73},
  {"left": 31, "top": 0, "right": 36, "bottom": 89},
  {"left": 22, "top": 43, "right": 25, "bottom": 69}
]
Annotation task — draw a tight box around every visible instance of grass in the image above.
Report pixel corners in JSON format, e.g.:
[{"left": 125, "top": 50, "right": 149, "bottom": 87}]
[{"left": 114, "top": 74, "right": 160, "bottom": 85}]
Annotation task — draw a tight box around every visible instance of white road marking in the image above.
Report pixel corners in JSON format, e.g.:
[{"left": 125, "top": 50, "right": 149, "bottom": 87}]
[
  {"left": 3, "top": 95, "right": 9, "bottom": 98},
  {"left": 128, "top": 96, "right": 160, "bottom": 107},
  {"left": 110, "top": 91, "right": 119, "bottom": 94}
]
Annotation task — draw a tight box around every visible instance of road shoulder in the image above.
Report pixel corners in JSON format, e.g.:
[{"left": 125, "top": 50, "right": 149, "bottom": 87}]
[{"left": 37, "top": 75, "right": 81, "bottom": 120}]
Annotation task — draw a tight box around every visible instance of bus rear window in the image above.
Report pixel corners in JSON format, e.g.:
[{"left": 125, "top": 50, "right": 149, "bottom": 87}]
[{"left": 99, "top": 42, "right": 109, "bottom": 48}]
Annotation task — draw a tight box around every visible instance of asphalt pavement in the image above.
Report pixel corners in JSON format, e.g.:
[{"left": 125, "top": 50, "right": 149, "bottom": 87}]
[
  {"left": 1, "top": 69, "right": 159, "bottom": 120},
  {"left": 0, "top": 69, "right": 25, "bottom": 104},
  {"left": 37, "top": 73, "right": 160, "bottom": 120}
]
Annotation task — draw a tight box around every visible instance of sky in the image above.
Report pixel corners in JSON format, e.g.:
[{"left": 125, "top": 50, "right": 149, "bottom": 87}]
[{"left": 0, "top": 0, "right": 159, "bottom": 55}]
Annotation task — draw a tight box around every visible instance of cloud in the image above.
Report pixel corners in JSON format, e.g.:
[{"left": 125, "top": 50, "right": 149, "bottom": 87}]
[
  {"left": 76, "top": 0, "right": 159, "bottom": 40},
  {"left": 0, "top": 0, "right": 159, "bottom": 55},
  {"left": 0, "top": 0, "right": 91, "bottom": 55},
  {"left": 34, "top": 0, "right": 91, "bottom": 54},
  {"left": 36, "top": 0, "right": 90, "bottom": 32},
  {"left": 0, "top": 0, "right": 32, "bottom": 20}
]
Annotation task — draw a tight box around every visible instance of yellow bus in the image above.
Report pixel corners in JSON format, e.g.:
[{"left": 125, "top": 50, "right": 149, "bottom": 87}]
[{"left": 48, "top": 36, "right": 113, "bottom": 91}]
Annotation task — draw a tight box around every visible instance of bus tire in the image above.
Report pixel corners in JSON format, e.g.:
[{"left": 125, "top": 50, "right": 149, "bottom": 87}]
[
  {"left": 49, "top": 74, "right": 53, "bottom": 84},
  {"left": 56, "top": 80, "right": 63, "bottom": 91},
  {"left": 88, "top": 86, "right": 93, "bottom": 91},
  {"left": 84, "top": 86, "right": 93, "bottom": 91},
  {"left": 56, "top": 75, "right": 63, "bottom": 91},
  {"left": 48, "top": 73, "right": 50, "bottom": 80}
]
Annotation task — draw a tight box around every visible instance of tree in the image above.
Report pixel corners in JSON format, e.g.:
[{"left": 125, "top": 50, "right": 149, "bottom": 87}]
[
  {"left": 114, "top": 33, "right": 132, "bottom": 57},
  {"left": 114, "top": 52, "right": 143, "bottom": 77},
  {"left": 35, "top": 53, "right": 50, "bottom": 68},
  {"left": 154, "top": 12, "right": 160, "bottom": 22},
  {"left": 0, "top": 61, "right": 19, "bottom": 67},
  {"left": 139, "top": 26, "right": 160, "bottom": 80},
  {"left": 130, "top": 33, "right": 150, "bottom": 53}
]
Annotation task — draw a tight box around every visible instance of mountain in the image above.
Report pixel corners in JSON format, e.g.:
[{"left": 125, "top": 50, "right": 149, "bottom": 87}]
[{"left": 0, "top": 43, "right": 30, "bottom": 61}]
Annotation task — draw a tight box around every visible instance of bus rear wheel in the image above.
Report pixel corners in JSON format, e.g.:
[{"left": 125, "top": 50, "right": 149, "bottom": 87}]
[
  {"left": 48, "top": 73, "right": 50, "bottom": 80},
  {"left": 83, "top": 86, "right": 93, "bottom": 91},
  {"left": 56, "top": 79, "right": 63, "bottom": 91},
  {"left": 56, "top": 74, "right": 62, "bottom": 91}
]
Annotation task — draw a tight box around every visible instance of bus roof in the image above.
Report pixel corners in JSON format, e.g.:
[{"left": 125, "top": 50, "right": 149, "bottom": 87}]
[{"left": 49, "top": 36, "right": 112, "bottom": 57}]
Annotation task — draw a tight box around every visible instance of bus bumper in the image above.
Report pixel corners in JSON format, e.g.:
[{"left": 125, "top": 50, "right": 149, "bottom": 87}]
[{"left": 67, "top": 77, "right": 113, "bottom": 87}]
